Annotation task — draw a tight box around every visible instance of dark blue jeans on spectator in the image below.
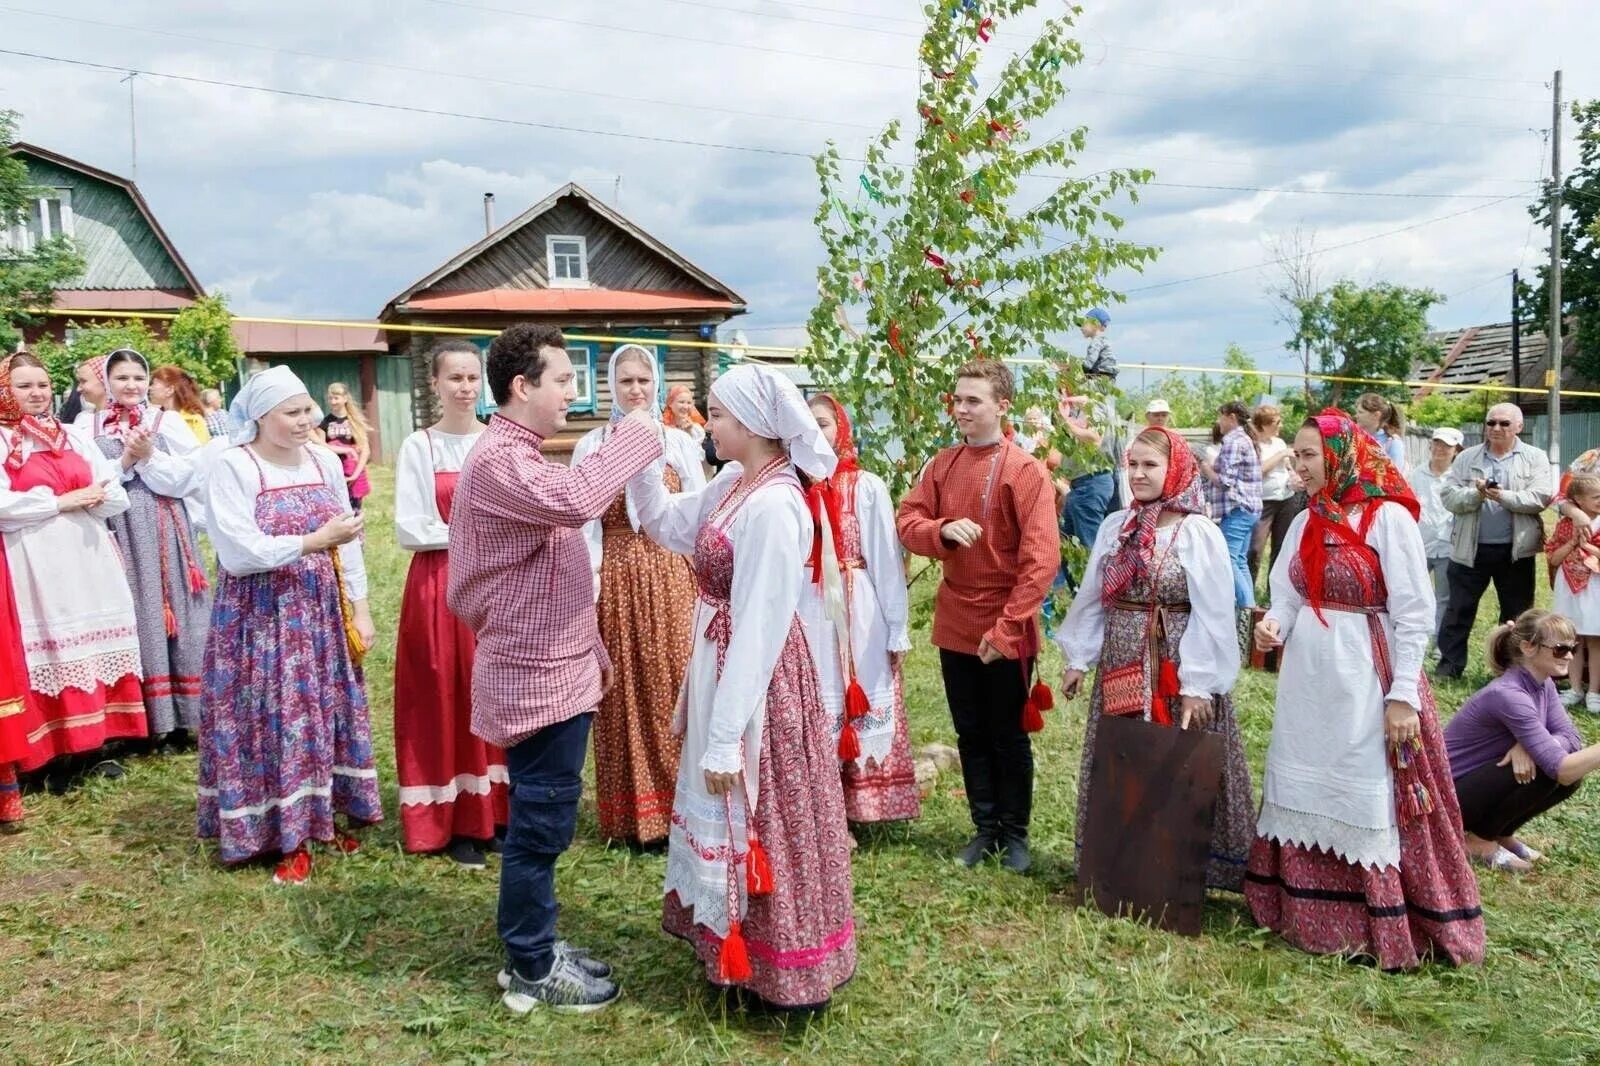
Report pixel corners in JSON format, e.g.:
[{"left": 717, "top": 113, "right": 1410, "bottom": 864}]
[
  {"left": 500, "top": 711, "right": 593, "bottom": 980},
  {"left": 1061, "top": 471, "right": 1114, "bottom": 591},
  {"left": 1219, "top": 508, "right": 1257, "bottom": 608}
]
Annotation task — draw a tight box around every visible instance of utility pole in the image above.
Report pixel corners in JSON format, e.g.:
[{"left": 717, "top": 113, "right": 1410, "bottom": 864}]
[
  {"left": 1511, "top": 268, "right": 1521, "bottom": 393},
  {"left": 120, "top": 72, "right": 138, "bottom": 181},
  {"left": 1548, "top": 70, "right": 1563, "bottom": 465}
]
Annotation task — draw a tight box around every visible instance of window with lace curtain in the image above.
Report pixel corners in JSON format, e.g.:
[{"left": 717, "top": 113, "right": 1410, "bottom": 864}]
[{"left": 0, "top": 188, "right": 74, "bottom": 256}]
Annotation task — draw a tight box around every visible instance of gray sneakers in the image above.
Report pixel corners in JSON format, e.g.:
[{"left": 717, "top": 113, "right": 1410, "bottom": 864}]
[{"left": 499, "top": 942, "right": 618, "bottom": 1015}]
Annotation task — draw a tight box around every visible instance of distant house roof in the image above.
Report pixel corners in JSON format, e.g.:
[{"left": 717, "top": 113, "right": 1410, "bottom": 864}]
[
  {"left": 230, "top": 321, "right": 388, "bottom": 355},
  {"left": 1413, "top": 317, "right": 1592, "bottom": 408},
  {"left": 381, "top": 182, "right": 746, "bottom": 319},
  {"left": 402, "top": 288, "right": 743, "bottom": 315},
  {"left": 9, "top": 142, "right": 205, "bottom": 300}
]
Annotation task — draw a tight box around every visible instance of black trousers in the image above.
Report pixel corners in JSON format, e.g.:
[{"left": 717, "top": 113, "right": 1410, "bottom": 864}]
[
  {"left": 939, "top": 649, "right": 1034, "bottom": 841},
  {"left": 1453, "top": 760, "right": 1580, "bottom": 839},
  {"left": 1437, "top": 544, "right": 1535, "bottom": 674}
]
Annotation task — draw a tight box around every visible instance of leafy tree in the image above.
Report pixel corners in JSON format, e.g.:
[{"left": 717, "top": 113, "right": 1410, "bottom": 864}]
[
  {"left": 1122, "top": 344, "right": 1268, "bottom": 428},
  {"left": 1409, "top": 387, "right": 1498, "bottom": 432},
  {"left": 802, "top": 0, "right": 1157, "bottom": 497},
  {"left": 1527, "top": 98, "right": 1600, "bottom": 381},
  {"left": 0, "top": 110, "right": 86, "bottom": 351},
  {"left": 1289, "top": 280, "right": 1443, "bottom": 408},
  {"left": 32, "top": 295, "right": 243, "bottom": 394}
]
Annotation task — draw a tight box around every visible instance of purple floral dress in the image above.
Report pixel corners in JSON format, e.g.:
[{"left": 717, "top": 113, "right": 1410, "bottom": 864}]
[{"left": 197, "top": 448, "right": 382, "bottom": 863}]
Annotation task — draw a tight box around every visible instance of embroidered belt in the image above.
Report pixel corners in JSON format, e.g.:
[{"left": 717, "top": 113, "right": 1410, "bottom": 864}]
[{"left": 1109, "top": 598, "right": 1190, "bottom": 613}]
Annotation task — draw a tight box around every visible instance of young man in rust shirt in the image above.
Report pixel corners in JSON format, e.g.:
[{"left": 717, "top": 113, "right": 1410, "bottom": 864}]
[{"left": 897, "top": 359, "right": 1060, "bottom": 873}]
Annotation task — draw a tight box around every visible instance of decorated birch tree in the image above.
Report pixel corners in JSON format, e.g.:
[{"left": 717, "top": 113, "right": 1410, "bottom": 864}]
[{"left": 803, "top": 0, "right": 1158, "bottom": 497}]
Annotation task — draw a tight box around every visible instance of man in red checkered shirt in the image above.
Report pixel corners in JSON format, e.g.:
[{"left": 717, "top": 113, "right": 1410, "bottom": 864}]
[{"left": 448, "top": 323, "right": 661, "bottom": 1015}]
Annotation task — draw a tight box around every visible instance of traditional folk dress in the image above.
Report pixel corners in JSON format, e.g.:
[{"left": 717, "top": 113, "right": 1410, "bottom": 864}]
[
  {"left": 1057, "top": 427, "right": 1254, "bottom": 891},
  {"left": 1246, "top": 410, "right": 1484, "bottom": 970},
  {"left": 575, "top": 358, "right": 705, "bottom": 845},
  {"left": 93, "top": 388, "right": 210, "bottom": 740},
  {"left": 198, "top": 443, "right": 382, "bottom": 863},
  {"left": 0, "top": 537, "right": 40, "bottom": 825},
  {"left": 1547, "top": 516, "right": 1600, "bottom": 636},
  {"left": 0, "top": 376, "right": 144, "bottom": 770},
  {"left": 631, "top": 366, "right": 854, "bottom": 1009},
  {"left": 393, "top": 425, "right": 507, "bottom": 853},
  {"left": 797, "top": 397, "right": 920, "bottom": 824}
]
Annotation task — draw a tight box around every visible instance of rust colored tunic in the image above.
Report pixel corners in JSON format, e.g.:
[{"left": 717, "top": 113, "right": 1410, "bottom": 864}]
[{"left": 594, "top": 466, "right": 696, "bottom": 844}]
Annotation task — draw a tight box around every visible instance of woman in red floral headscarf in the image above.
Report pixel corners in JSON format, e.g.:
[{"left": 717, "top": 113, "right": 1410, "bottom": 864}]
[
  {"left": 0, "top": 353, "right": 145, "bottom": 784},
  {"left": 1248, "top": 409, "right": 1483, "bottom": 970},
  {"left": 801, "top": 394, "right": 921, "bottom": 825},
  {"left": 1057, "top": 426, "right": 1255, "bottom": 892}
]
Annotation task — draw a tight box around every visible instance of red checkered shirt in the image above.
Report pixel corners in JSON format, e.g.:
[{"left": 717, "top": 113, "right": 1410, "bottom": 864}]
[{"left": 448, "top": 414, "right": 662, "bottom": 748}]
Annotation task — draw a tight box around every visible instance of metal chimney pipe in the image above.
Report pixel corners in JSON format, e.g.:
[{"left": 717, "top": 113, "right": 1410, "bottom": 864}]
[{"left": 483, "top": 192, "right": 495, "bottom": 235}]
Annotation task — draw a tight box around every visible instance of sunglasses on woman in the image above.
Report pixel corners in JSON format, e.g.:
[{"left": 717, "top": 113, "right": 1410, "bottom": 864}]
[{"left": 1544, "top": 642, "right": 1579, "bottom": 657}]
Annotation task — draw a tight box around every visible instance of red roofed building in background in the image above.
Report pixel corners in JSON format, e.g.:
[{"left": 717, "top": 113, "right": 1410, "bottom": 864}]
[{"left": 379, "top": 182, "right": 747, "bottom": 449}]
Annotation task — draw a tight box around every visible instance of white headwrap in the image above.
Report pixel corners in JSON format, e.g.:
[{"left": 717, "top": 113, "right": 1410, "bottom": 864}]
[
  {"left": 709, "top": 364, "right": 836, "bottom": 479},
  {"left": 228, "top": 365, "right": 310, "bottom": 444},
  {"left": 608, "top": 344, "right": 660, "bottom": 425}
]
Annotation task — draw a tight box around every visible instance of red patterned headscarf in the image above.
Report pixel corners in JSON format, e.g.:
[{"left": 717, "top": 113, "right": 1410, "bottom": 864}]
[
  {"left": 810, "top": 393, "right": 859, "bottom": 475},
  {"left": 1299, "top": 408, "right": 1420, "bottom": 624},
  {"left": 0, "top": 355, "right": 67, "bottom": 473},
  {"left": 100, "top": 348, "right": 151, "bottom": 440},
  {"left": 1101, "top": 426, "right": 1208, "bottom": 607},
  {"left": 803, "top": 393, "right": 856, "bottom": 582}
]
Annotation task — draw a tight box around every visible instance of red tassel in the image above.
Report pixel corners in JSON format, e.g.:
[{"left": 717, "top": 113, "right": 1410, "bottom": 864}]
[
  {"left": 1150, "top": 659, "right": 1181, "bottom": 726},
  {"left": 718, "top": 920, "right": 752, "bottom": 983},
  {"left": 746, "top": 838, "right": 775, "bottom": 898},
  {"left": 838, "top": 721, "right": 861, "bottom": 762},
  {"left": 1157, "top": 659, "right": 1180, "bottom": 698},
  {"left": 1029, "top": 680, "right": 1054, "bottom": 712},
  {"left": 163, "top": 601, "right": 178, "bottom": 639},
  {"left": 1149, "top": 694, "right": 1172, "bottom": 727},
  {"left": 1021, "top": 695, "right": 1045, "bottom": 734},
  {"left": 187, "top": 561, "right": 209, "bottom": 595},
  {"left": 845, "top": 677, "right": 870, "bottom": 721}
]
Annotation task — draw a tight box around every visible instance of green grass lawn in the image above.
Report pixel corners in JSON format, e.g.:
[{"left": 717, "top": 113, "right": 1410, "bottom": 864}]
[{"left": 5, "top": 468, "right": 1600, "bottom": 1064}]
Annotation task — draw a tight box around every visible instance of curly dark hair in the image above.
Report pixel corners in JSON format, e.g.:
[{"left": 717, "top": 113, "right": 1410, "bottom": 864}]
[{"left": 487, "top": 323, "right": 565, "bottom": 406}]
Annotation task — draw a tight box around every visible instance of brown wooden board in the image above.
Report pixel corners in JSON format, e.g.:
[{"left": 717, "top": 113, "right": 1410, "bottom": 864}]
[{"left": 1077, "top": 714, "right": 1226, "bottom": 936}]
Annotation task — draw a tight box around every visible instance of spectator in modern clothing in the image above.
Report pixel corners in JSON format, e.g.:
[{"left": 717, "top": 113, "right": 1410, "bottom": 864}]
[
  {"left": 1144, "top": 398, "right": 1171, "bottom": 428},
  {"left": 1355, "top": 392, "right": 1408, "bottom": 473},
  {"left": 1436, "top": 403, "right": 1553, "bottom": 679},
  {"left": 1444, "top": 610, "right": 1600, "bottom": 873},
  {"left": 1058, "top": 391, "right": 1118, "bottom": 566},
  {"left": 1406, "top": 427, "right": 1464, "bottom": 636},
  {"left": 1205, "top": 401, "right": 1261, "bottom": 608},
  {"left": 200, "top": 388, "right": 231, "bottom": 439},
  {"left": 1080, "top": 308, "right": 1115, "bottom": 380},
  {"left": 1247, "top": 404, "right": 1303, "bottom": 586}
]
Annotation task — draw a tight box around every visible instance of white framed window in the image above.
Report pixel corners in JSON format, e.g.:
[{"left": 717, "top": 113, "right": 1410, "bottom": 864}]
[
  {"left": 546, "top": 235, "right": 588, "bottom": 287},
  {"left": 568, "top": 346, "right": 596, "bottom": 411},
  {"left": 0, "top": 188, "right": 74, "bottom": 256}
]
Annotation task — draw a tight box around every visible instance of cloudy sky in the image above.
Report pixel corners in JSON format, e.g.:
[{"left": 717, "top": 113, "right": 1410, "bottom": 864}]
[{"left": 1, "top": 0, "right": 1593, "bottom": 383}]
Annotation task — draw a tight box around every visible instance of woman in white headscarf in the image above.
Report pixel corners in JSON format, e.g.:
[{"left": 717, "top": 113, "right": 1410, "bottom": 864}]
[
  {"left": 627, "top": 363, "right": 856, "bottom": 1010},
  {"left": 570, "top": 344, "right": 705, "bottom": 847},
  {"left": 198, "top": 366, "right": 382, "bottom": 885}
]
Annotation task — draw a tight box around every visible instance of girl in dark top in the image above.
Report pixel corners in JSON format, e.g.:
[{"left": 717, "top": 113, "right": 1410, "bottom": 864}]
[
  {"left": 1444, "top": 609, "right": 1600, "bottom": 873},
  {"left": 317, "top": 382, "right": 371, "bottom": 513}
]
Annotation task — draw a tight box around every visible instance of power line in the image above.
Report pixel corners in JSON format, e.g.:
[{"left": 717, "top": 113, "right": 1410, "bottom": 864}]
[
  {"left": 1125, "top": 194, "right": 1527, "bottom": 294},
  {"left": 1138, "top": 180, "right": 1524, "bottom": 200},
  {"left": 642, "top": 0, "right": 919, "bottom": 36},
  {"left": 0, "top": 4, "right": 883, "bottom": 132},
  {"left": 4, "top": 46, "right": 1543, "bottom": 200},
  {"left": 1089, "top": 39, "right": 1549, "bottom": 88}
]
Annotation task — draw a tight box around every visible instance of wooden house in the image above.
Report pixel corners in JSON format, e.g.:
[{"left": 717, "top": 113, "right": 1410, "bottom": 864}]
[
  {"left": 5, "top": 142, "right": 203, "bottom": 343},
  {"left": 379, "top": 182, "right": 747, "bottom": 452},
  {"left": 1414, "top": 317, "right": 1592, "bottom": 416}
]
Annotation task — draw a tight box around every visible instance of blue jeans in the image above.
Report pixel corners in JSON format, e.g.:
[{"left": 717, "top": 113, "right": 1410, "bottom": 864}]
[
  {"left": 1064, "top": 471, "right": 1115, "bottom": 548},
  {"left": 1219, "top": 508, "right": 1257, "bottom": 609},
  {"left": 500, "top": 712, "right": 593, "bottom": 980}
]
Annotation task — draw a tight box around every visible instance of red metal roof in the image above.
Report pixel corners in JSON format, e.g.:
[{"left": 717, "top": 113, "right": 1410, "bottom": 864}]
[
  {"left": 52, "top": 288, "right": 197, "bottom": 311},
  {"left": 230, "top": 321, "right": 388, "bottom": 355},
  {"left": 401, "top": 288, "right": 741, "bottom": 314}
]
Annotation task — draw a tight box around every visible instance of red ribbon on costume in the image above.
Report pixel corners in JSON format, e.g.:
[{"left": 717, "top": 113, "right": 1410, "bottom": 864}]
[{"left": 104, "top": 401, "right": 144, "bottom": 439}]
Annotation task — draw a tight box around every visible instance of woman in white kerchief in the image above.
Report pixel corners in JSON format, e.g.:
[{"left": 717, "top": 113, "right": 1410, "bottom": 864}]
[
  {"left": 628, "top": 363, "right": 856, "bottom": 1010},
  {"left": 571, "top": 344, "right": 705, "bottom": 846},
  {"left": 197, "top": 366, "right": 381, "bottom": 885}
]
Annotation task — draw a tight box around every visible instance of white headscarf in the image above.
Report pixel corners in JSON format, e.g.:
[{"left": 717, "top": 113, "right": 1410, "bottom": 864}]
[
  {"left": 709, "top": 364, "right": 836, "bottom": 479},
  {"left": 228, "top": 365, "right": 310, "bottom": 444},
  {"left": 608, "top": 344, "right": 660, "bottom": 425}
]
